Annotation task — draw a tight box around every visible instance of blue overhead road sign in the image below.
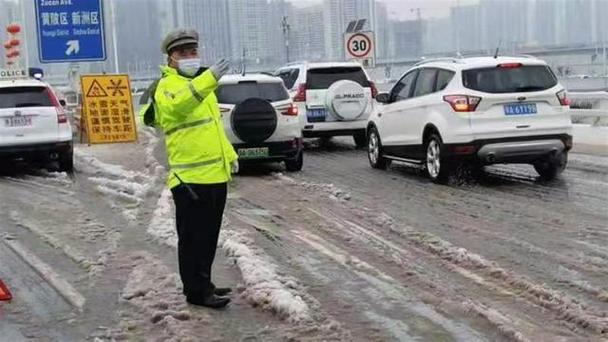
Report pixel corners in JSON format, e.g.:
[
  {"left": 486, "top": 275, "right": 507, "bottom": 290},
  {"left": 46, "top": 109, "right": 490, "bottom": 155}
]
[{"left": 35, "top": 0, "right": 106, "bottom": 63}]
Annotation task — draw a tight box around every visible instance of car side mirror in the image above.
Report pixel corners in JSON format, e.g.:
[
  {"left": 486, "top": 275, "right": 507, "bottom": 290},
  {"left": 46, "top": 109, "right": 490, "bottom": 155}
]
[
  {"left": 376, "top": 92, "right": 390, "bottom": 104},
  {"left": 59, "top": 99, "right": 67, "bottom": 107}
]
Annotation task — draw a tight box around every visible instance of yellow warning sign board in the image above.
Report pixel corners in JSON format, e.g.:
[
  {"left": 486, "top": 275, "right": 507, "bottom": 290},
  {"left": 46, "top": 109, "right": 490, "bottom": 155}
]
[{"left": 80, "top": 74, "right": 137, "bottom": 144}]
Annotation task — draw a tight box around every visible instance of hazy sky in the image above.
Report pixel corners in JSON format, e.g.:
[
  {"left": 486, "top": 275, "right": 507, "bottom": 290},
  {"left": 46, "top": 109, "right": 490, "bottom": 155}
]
[{"left": 289, "top": 0, "right": 480, "bottom": 20}]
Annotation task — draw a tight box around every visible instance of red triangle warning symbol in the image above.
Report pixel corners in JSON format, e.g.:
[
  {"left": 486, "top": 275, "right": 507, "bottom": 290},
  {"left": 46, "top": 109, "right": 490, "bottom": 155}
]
[
  {"left": 86, "top": 79, "right": 109, "bottom": 98},
  {"left": 0, "top": 279, "right": 12, "bottom": 301}
]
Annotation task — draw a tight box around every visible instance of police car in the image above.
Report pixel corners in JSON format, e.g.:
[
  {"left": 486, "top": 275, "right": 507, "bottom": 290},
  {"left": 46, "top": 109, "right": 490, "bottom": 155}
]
[
  {"left": 217, "top": 74, "right": 303, "bottom": 171},
  {"left": 0, "top": 69, "right": 73, "bottom": 172}
]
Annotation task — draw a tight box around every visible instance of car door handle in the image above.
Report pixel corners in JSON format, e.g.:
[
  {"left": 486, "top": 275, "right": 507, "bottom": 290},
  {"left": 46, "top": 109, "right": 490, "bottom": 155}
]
[{"left": 516, "top": 125, "right": 530, "bottom": 129}]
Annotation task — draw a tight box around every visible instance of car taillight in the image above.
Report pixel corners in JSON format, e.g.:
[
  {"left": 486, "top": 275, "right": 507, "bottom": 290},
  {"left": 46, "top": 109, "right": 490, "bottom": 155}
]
[
  {"left": 443, "top": 95, "right": 482, "bottom": 112},
  {"left": 497, "top": 63, "right": 522, "bottom": 69},
  {"left": 45, "top": 88, "right": 68, "bottom": 123},
  {"left": 57, "top": 113, "right": 68, "bottom": 123},
  {"left": 369, "top": 81, "right": 378, "bottom": 99},
  {"left": 556, "top": 90, "right": 570, "bottom": 106},
  {"left": 293, "top": 83, "right": 307, "bottom": 102},
  {"left": 281, "top": 103, "right": 299, "bottom": 116}
]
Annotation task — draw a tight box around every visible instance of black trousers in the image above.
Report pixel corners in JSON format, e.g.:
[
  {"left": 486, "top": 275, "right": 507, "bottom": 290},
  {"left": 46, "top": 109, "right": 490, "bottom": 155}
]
[{"left": 171, "top": 182, "right": 227, "bottom": 298}]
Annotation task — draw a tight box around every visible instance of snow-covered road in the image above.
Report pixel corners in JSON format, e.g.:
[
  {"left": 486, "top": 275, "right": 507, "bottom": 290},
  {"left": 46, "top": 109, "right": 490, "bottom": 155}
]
[{"left": 1, "top": 130, "right": 607, "bottom": 341}]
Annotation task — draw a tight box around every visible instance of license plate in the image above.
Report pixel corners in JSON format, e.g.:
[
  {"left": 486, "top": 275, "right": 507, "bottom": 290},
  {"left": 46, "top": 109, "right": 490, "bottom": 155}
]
[
  {"left": 307, "top": 108, "right": 327, "bottom": 120},
  {"left": 238, "top": 147, "right": 269, "bottom": 159},
  {"left": 4, "top": 116, "right": 32, "bottom": 127},
  {"left": 504, "top": 103, "right": 537, "bottom": 115}
]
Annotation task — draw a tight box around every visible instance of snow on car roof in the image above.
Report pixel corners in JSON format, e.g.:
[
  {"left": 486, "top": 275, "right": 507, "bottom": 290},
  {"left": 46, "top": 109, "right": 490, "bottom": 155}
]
[{"left": 0, "top": 78, "right": 48, "bottom": 89}]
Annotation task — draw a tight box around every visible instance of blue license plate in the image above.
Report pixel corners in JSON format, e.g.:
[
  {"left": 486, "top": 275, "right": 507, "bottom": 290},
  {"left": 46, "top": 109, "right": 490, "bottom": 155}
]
[
  {"left": 504, "top": 103, "right": 537, "bottom": 115},
  {"left": 307, "top": 108, "right": 326, "bottom": 122}
]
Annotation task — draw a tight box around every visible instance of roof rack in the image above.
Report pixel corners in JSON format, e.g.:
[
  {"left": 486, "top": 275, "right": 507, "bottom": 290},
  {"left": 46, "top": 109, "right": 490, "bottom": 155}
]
[{"left": 413, "top": 57, "right": 462, "bottom": 66}]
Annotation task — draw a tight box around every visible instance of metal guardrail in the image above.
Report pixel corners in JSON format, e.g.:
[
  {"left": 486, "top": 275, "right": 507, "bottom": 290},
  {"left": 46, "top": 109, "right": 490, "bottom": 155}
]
[
  {"left": 569, "top": 109, "right": 608, "bottom": 118},
  {"left": 569, "top": 109, "right": 608, "bottom": 126}
]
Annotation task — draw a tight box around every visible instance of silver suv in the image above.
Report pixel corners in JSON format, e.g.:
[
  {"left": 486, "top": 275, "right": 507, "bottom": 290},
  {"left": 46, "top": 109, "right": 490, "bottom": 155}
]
[{"left": 275, "top": 62, "right": 378, "bottom": 148}]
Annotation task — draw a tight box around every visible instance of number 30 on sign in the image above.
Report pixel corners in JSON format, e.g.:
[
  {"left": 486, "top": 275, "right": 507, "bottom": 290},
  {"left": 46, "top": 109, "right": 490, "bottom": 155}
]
[{"left": 344, "top": 31, "right": 375, "bottom": 66}]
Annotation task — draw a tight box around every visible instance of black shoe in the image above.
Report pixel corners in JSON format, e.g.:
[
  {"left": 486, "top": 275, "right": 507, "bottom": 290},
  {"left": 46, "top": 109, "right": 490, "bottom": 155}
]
[
  {"left": 214, "top": 287, "right": 232, "bottom": 296},
  {"left": 187, "top": 294, "right": 230, "bottom": 309}
]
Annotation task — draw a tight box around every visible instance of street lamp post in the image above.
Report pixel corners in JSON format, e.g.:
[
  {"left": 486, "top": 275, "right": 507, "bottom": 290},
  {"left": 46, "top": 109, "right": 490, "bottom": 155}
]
[{"left": 282, "top": 16, "right": 291, "bottom": 64}]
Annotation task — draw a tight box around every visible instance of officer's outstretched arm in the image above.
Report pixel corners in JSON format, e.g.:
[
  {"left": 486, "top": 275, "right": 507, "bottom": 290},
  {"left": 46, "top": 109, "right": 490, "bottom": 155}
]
[{"left": 156, "top": 70, "right": 218, "bottom": 114}]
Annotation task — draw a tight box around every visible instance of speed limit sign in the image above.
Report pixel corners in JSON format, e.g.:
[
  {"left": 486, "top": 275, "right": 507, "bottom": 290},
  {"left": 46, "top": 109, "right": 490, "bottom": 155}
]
[{"left": 344, "top": 31, "right": 375, "bottom": 66}]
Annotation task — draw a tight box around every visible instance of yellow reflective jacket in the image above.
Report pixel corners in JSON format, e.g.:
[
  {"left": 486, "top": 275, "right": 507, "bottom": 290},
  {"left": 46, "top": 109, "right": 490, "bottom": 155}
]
[{"left": 145, "top": 65, "right": 237, "bottom": 189}]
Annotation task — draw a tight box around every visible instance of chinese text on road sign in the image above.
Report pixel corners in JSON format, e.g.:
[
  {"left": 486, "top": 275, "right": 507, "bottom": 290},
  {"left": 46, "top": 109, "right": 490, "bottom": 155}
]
[
  {"left": 81, "top": 75, "right": 137, "bottom": 144},
  {"left": 344, "top": 31, "right": 376, "bottom": 67},
  {"left": 35, "top": 0, "right": 106, "bottom": 63}
]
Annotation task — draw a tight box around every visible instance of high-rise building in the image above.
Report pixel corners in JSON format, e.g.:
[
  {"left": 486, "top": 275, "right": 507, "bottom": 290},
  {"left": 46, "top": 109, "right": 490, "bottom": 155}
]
[
  {"left": 323, "top": 0, "right": 377, "bottom": 61},
  {"left": 389, "top": 20, "right": 423, "bottom": 60},
  {"left": 267, "top": 0, "right": 293, "bottom": 66},
  {"left": 423, "top": 17, "right": 452, "bottom": 55},
  {"left": 114, "top": 0, "right": 163, "bottom": 75},
  {"left": 227, "top": 0, "right": 272, "bottom": 68},
  {"left": 177, "top": 0, "right": 232, "bottom": 65},
  {"left": 290, "top": 4, "right": 326, "bottom": 62},
  {"left": 158, "top": 0, "right": 181, "bottom": 36},
  {"left": 374, "top": 2, "right": 390, "bottom": 60}
]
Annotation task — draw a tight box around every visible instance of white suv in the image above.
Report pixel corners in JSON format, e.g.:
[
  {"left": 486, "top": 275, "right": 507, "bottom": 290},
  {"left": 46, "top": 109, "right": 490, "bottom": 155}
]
[
  {"left": 217, "top": 74, "right": 303, "bottom": 172},
  {"left": 367, "top": 56, "right": 573, "bottom": 183},
  {"left": 275, "top": 62, "right": 378, "bottom": 148},
  {"left": 0, "top": 78, "right": 73, "bottom": 172}
]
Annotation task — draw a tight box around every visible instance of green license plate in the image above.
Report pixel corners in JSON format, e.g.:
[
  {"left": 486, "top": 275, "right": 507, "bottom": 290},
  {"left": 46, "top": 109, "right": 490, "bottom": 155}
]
[{"left": 238, "top": 147, "right": 269, "bottom": 159}]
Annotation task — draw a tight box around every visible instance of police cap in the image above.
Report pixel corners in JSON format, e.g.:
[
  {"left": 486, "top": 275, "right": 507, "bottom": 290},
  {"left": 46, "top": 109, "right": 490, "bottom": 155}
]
[{"left": 161, "top": 28, "right": 199, "bottom": 54}]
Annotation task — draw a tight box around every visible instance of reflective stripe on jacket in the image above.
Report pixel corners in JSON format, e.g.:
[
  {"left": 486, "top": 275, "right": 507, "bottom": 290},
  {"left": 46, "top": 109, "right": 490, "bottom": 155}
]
[{"left": 153, "top": 65, "right": 237, "bottom": 188}]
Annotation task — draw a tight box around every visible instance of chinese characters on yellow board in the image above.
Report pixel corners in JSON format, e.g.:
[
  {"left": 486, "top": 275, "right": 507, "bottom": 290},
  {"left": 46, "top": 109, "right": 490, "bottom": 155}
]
[{"left": 80, "top": 75, "right": 137, "bottom": 144}]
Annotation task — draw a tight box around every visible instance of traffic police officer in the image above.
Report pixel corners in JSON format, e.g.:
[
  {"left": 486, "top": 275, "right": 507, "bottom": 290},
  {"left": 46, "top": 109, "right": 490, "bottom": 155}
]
[{"left": 142, "top": 29, "right": 238, "bottom": 308}]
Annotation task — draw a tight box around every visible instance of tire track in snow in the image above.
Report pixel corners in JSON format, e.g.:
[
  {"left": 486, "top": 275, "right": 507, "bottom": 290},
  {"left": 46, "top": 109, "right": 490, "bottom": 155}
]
[{"left": 237, "top": 172, "right": 602, "bottom": 340}]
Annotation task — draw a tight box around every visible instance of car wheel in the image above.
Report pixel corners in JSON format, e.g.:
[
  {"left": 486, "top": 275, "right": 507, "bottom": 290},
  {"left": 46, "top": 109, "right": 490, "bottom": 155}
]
[
  {"left": 58, "top": 152, "right": 74, "bottom": 173},
  {"left": 367, "top": 127, "right": 389, "bottom": 170},
  {"left": 425, "top": 134, "right": 451, "bottom": 183},
  {"left": 353, "top": 131, "right": 367, "bottom": 149},
  {"left": 285, "top": 151, "right": 303, "bottom": 172},
  {"left": 534, "top": 151, "right": 567, "bottom": 180}
]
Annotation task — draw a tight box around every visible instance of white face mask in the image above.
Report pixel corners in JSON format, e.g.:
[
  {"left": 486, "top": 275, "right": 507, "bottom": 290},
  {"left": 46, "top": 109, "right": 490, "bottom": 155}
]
[{"left": 175, "top": 58, "right": 201, "bottom": 76}]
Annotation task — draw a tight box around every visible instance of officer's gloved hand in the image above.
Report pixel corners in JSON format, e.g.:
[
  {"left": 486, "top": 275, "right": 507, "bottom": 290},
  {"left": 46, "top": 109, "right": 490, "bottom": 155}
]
[
  {"left": 231, "top": 160, "right": 239, "bottom": 174},
  {"left": 210, "top": 59, "right": 230, "bottom": 80}
]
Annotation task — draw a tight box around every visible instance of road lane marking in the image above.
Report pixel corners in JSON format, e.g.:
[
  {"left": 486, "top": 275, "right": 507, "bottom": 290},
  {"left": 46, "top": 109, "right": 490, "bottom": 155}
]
[{"left": 3, "top": 239, "right": 85, "bottom": 310}]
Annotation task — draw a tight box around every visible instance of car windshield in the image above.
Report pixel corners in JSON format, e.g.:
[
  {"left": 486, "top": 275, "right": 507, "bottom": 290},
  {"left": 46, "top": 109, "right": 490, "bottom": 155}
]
[
  {"left": 0, "top": 86, "right": 53, "bottom": 109},
  {"left": 216, "top": 82, "right": 289, "bottom": 105},
  {"left": 306, "top": 67, "right": 370, "bottom": 89},
  {"left": 462, "top": 65, "right": 558, "bottom": 93}
]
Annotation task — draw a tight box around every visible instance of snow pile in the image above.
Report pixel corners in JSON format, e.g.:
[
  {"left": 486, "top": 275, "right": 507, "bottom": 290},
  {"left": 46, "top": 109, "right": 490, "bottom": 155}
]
[
  {"left": 146, "top": 190, "right": 312, "bottom": 323},
  {"left": 33, "top": 170, "right": 73, "bottom": 186},
  {"left": 75, "top": 148, "right": 142, "bottom": 180},
  {"left": 74, "top": 149, "right": 153, "bottom": 221},
  {"left": 148, "top": 188, "right": 177, "bottom": 248},
  {"left": 402, "top": 228, "right": 608, "bottom": 333},
  {"left": 272, "top": 173, "right": 351, "bottom": 201},
  {"left": 115, "top": 252, "right": 205, "bottom": 341},
  {"left": 220, "top": 229, "right": 311, "bottom": 323},
  {"left": 463, "top": 301, "right": 528, "bottom": 342},
  {"left": 556, "top": 266, "right": 608, "bottom": 302},
  {"left": 140, "top": 127, "right": 166, "bottom": 178}
]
